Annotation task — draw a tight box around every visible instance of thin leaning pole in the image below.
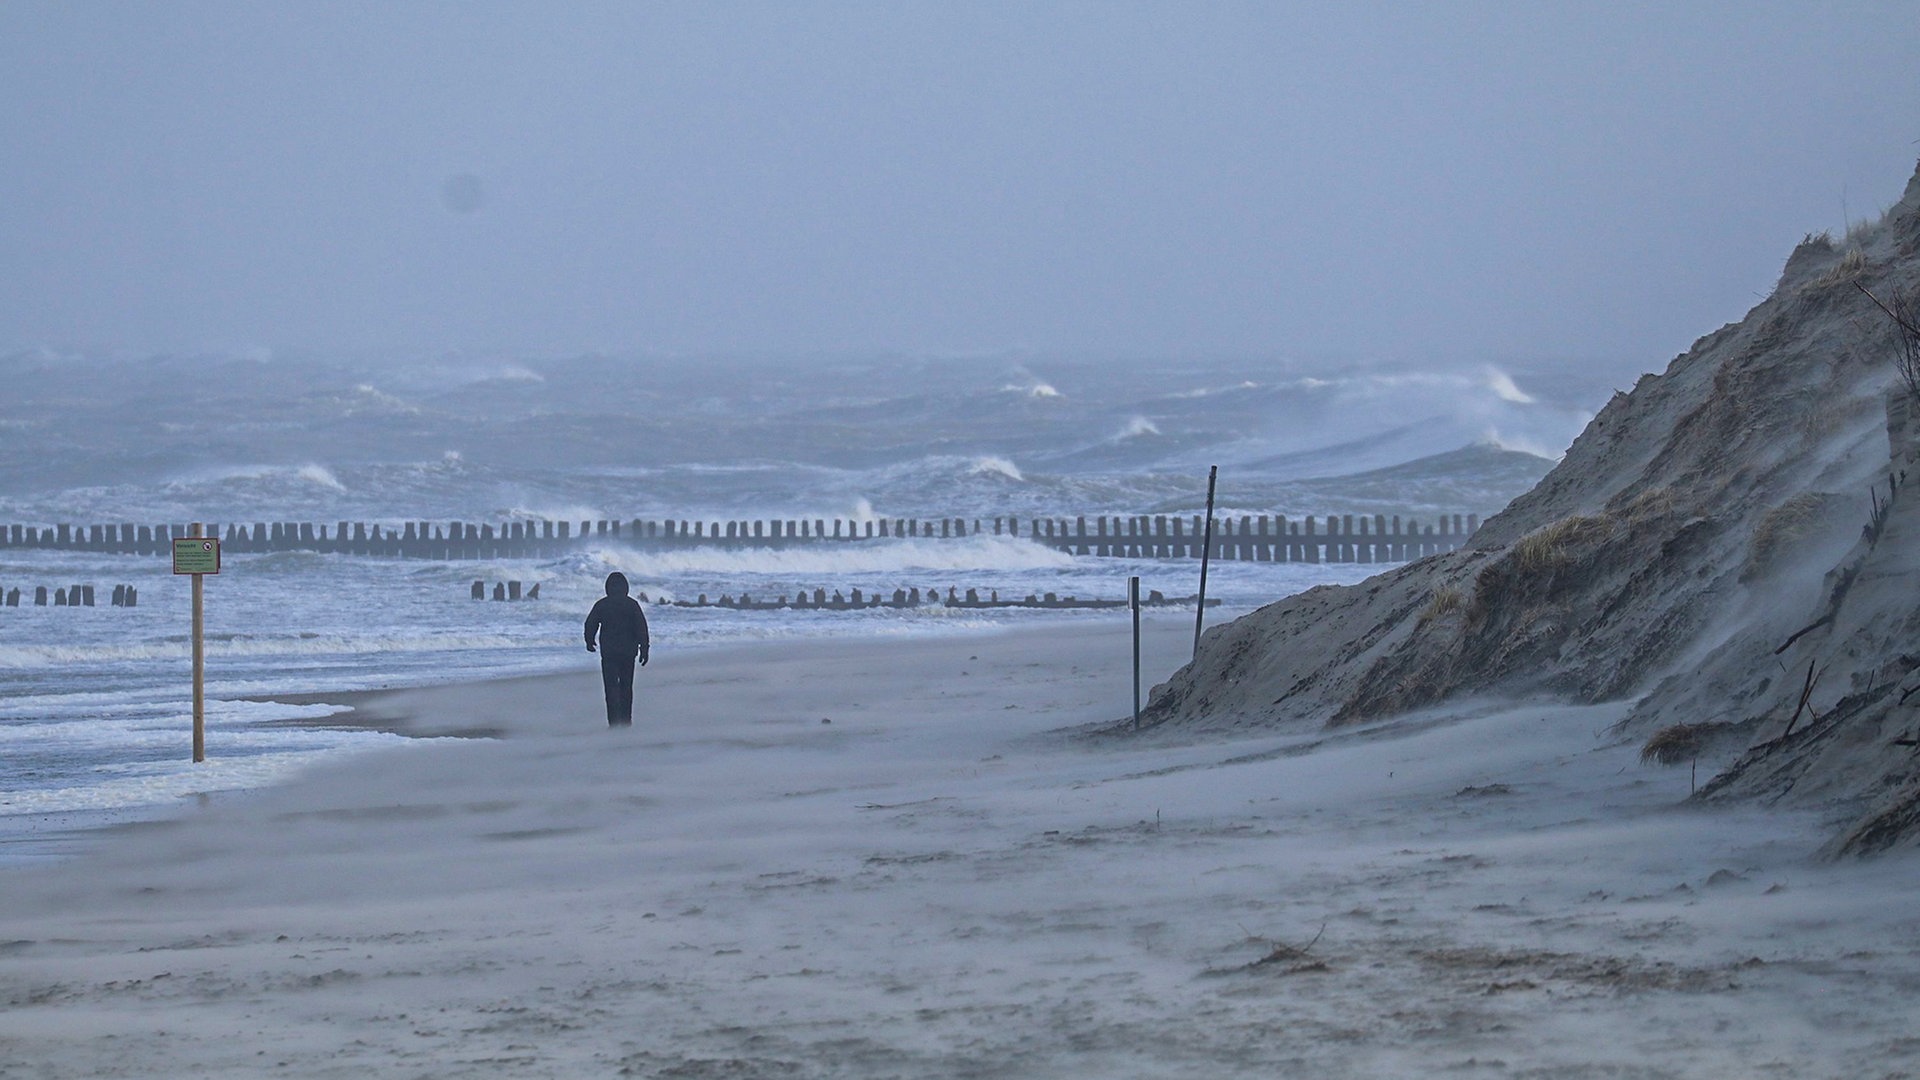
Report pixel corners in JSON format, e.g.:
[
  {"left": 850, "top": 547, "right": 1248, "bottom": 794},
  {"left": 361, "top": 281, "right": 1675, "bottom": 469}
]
[
  {"left": 1130, "top": 575, "right": 1142, "bottom": 730},
  {"left": 1193, "top": 465, "right": 1218, "bottom": 659}
]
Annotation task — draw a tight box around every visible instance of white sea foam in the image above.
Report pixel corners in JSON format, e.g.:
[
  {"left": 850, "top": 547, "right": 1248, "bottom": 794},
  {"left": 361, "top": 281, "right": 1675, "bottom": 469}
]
[
  {"left": 1167, "top": 380, "right": 1259, "bottom": 399},
  {"left": 502, "top": 503, "right": 610, "bottom": 524},
  {"left": 590, "top": 535, "right": 1077, "bottom": 578},
  {"left": 1001, "top": 378, "right": 1062, "bottom": 399},
  {"left": 337, "top": 383, "right": 420, "bottom": 415},
  {"left": 296, "top": 464, "right": 347, "bottom": 491},
  {"left": 0, "top": 733, "right": 424, "bottom": 816},
  {"left": 1485, "top": 367, "right": 1537, "bottom": 404},
  {"left": 0, "top": 632, "right": 538, "bottom": 669},
  {"left": 1115, "top": 416, "right": 1161, "bottom": 439},
  {"left": 969, "top": 457, "right": 1025, "bottom": 481},
  {"left": 0, "top": 698, "right": 351, "bottom": 736},
  {"left": 451, "top": 363, "right": 544, "bottom": 385},
  {"left": 165, "top": 462, "right": 295, "bottom": 486},
  {"left": 1478, "top": 425, "right": 1578, "bottom": 461}
]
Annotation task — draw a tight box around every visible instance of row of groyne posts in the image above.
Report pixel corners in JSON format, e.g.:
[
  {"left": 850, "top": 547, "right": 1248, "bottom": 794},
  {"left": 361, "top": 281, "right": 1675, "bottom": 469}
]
[
  {"left": 0, "top": 512, "right": 1481, "bottom": 564},
  {"left": 0, "top": 583, "right": 138, "bottom": 607}
]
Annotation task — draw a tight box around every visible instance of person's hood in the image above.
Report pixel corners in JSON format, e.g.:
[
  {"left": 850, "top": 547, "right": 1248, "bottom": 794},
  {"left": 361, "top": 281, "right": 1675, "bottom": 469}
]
[{"left": 604, "top": 572, "right": 629, "bottom": 598}]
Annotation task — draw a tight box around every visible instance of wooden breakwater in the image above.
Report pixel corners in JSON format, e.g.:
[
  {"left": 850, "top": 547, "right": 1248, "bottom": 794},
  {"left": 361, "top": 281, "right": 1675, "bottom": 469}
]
[
  {"left": 0, "top": 512, "right": 1478, "bottom": 564},
  {"left": 472, "top": 580, "right": 541, "bottom": 601},
  {"left": 0, "top": 584, "right": 138, "bottom": 607}
]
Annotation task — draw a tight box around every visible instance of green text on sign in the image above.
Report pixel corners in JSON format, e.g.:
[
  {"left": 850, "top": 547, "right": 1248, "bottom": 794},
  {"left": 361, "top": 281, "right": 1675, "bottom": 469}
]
[{"left": 172, "top": 537, "right": 221, "bottom": 575}]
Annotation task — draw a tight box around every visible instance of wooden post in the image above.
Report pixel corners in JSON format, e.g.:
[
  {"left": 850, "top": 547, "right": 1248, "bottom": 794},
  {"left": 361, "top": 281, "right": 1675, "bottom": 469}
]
[
  {"left": 1194, "top": 465, "right": 1217, "bottom": 660},
  {"left": 1131, "top": 575, "right": 1142, "bottom": 731},
  {"left": 190, "top": 523, "right": 205, "bottom": 763}
]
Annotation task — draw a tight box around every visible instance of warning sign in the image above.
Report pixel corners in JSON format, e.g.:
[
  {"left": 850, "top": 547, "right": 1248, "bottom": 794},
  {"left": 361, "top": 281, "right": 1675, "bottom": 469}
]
[{"left": 172, "top": 537, "right": 221, "bottom": 575}]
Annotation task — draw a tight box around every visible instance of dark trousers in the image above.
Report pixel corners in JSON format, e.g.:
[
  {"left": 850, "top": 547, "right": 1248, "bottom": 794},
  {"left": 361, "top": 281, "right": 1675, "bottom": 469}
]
[{"left": 600, "top": 649, "right": 637, "bottom": 725}]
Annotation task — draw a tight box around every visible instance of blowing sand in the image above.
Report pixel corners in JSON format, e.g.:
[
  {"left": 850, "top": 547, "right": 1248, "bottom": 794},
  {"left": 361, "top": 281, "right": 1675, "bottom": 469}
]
[{"left": 2, "top": 618, "right": 1917, "bottom": 1078}]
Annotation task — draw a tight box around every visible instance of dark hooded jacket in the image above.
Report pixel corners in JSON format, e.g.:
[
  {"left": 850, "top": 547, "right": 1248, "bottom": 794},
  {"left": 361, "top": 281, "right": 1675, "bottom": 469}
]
[{"left": 585, "top": 572, "right": 650, "bottom": 656}]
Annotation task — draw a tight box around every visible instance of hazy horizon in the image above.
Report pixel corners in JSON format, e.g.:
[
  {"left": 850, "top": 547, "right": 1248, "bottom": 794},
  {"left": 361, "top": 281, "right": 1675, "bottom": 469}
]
[{"left": 3, "top": 2, "right": 1918, "bottom": 382}]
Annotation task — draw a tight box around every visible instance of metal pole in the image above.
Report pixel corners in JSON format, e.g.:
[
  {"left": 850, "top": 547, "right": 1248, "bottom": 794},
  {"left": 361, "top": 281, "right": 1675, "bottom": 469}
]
[
  {"left": 191, "top": 522, "right": 205, "bottom": 763},
  {"left": 1193, "top": 465, "right": 1218, "bottom": 659},
  {"left": 1131, "top": 575, "right": 1142, "bottom": 730}
]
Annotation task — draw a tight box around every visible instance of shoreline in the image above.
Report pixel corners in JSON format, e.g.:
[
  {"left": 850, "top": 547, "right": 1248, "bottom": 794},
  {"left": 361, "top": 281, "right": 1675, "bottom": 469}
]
[
  {"left": 237, "top": 614, "right": 1201, "bottom": 740},
  {"left": 1, "top": 616, "right": 1201, "bottom": 869},
  {"left": 234, "top": 600, "right": 1269, "bottom": 732},
  {"left": 242, "top": 680, "right": 549, "bottom": 741}
]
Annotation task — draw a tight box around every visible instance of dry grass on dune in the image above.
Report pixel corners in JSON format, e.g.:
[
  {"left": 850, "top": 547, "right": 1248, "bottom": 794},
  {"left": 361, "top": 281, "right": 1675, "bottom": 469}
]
[
  {"left": 1510, "top": 513, "right": 1615, "bottom": 575},
  {"left": 1747, "top": 493, "right": 1827, "bottom": 576},
  {"left": 1417, "top": 586, "right": 1466, "bottom": 627},
  {"left": 1640, "top": 723, "right": 1708, "bottom": 766},
  {"left": 1813, "top": 247, "right": 1869, "bottom": 290}
]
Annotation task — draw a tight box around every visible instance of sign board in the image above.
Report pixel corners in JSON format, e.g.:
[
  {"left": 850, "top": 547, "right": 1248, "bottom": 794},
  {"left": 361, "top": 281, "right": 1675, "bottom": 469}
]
[{"left": 172, "top": 537, "right": 221, "bottom": 575}]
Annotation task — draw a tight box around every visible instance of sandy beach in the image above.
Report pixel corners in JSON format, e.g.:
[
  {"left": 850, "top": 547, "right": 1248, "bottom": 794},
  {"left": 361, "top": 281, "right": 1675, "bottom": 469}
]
[{"left": 2, "top": 618, "right": 1917, "bottom": 1078}]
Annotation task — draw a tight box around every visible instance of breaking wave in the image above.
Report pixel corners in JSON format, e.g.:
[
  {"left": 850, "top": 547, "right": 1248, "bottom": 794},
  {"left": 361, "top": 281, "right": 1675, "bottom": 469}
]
[
  {"left": 575, "top": 535, "right": 1076, "bottom": 578},
  {"left": 297, "top": 464, "right": 347, "bottom": 491},
  {"left": 1485, "top": 368, "right": 1536, "bottom": 405},
  {"left": 969, "top": 456, "right": 1025, "bottom": 481}
]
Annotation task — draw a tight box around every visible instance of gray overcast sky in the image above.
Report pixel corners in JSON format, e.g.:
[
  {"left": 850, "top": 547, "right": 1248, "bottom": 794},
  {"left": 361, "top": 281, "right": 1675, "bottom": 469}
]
[{"left": 2, "top": 2, "right": 1917, "bottom": 372}]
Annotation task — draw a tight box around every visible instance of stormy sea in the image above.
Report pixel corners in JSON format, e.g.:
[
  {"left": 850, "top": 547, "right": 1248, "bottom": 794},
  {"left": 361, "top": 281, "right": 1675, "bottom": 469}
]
[{"left": 0, "top": 350, "right": 1597, "bottom": 854}]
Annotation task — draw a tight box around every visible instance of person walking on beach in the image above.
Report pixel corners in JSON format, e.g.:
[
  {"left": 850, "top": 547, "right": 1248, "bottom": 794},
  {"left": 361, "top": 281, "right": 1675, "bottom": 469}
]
[{"left": 584, "top": 571, "right": 650, "bottom": 726}]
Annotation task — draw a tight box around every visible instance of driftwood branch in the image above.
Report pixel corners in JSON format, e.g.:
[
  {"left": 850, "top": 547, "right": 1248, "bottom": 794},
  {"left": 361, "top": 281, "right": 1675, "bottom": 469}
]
[
  {"left": 1856, "top": 281, "right": 1920, "bottom": 403},
  {"left": 1856, "top": 281, "right": 1920, "bottom": 336},
  {"left": 1775, "top": 615, "right": 1833, "bottom": 655},
  {"left": 1781, "top": 659, "right": 1823, "bottom": 740}
]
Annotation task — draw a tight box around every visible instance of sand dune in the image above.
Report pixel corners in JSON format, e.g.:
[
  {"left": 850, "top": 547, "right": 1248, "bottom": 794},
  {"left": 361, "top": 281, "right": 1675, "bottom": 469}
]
[{"left": 1138, "top": 160, "right": 1920, "bottom": 857}]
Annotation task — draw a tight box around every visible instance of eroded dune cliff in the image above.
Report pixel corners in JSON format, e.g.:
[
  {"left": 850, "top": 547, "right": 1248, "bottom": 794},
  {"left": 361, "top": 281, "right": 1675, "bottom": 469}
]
[{"left": 1137, "top": 160, "right": 1920, "bottom": 854}]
